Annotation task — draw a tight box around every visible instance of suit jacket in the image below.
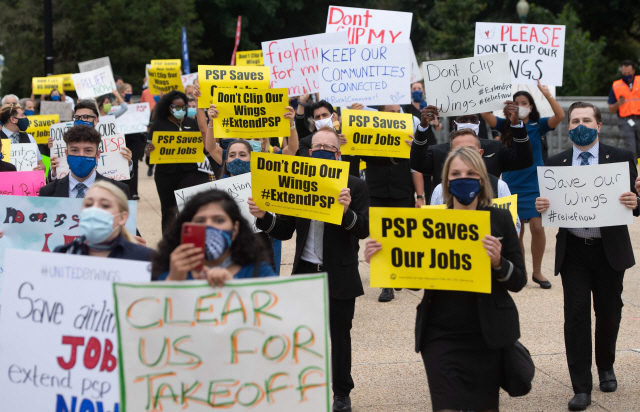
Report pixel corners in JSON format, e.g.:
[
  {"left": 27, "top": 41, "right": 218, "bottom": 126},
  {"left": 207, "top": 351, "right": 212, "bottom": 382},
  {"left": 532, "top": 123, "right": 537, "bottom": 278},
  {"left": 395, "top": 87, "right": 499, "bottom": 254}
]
[
  {"left": 410, "top": 124, "right": 533, "bottom": 191},
  {"left": 548, "top": 143, "right": 639, "bottom": 274},
  {"left": 39, "top": 173, "right": 132, "bottom": 200},
  {"left": 415, "top": 206, "right": 527, "bottom": 352},
  {"left": 256, "top": 175, "right": 369, "bottom": 299}
]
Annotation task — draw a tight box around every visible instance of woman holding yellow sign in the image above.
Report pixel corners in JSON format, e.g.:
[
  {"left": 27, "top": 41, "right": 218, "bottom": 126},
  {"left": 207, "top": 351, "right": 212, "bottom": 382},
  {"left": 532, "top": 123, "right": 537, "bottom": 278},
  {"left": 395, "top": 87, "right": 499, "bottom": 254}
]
[{"left": 365, "top": 147, "right": 527, "bottom": 412}]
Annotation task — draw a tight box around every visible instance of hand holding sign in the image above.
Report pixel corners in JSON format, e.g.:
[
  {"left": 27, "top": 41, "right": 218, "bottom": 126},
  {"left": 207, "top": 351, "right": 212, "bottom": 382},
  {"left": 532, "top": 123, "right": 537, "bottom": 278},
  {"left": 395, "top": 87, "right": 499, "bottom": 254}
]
[
  {"left": 503, "top": 100, "right": 520, "bottom": 125},
  {"left": 248, "top": 196, "right": 266, "bottom": 219}
]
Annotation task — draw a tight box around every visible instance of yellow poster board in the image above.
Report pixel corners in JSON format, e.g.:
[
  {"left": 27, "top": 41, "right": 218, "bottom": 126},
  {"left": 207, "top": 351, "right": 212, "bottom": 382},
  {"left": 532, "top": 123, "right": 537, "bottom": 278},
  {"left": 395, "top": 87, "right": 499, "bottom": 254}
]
[
  {"left": 148, "top": 61, "right": 184, "bottom": 94},
  {"left": 492, "top": 194, "right": 518, "bottom": 227},
  {"left": 421, "top": 204, "right": 447, "bottom": 209},
  {"left": 32, "top": 77, "right": 64, "bottom": 94},
  {"left": 341, "top": 109, "right": 412, "bottom": 158},
  {"left": 251, "top": 152, "right": 349, "bottom": 225},
  {"left": 25, "top": 115, "right": 60, "bottom": 144},
  {"left": 1, "top": 140, "right": 10, "bottom": 162},
  {"left": 235, "top": 50, "right": 264, "bottom": 66},
  {"left": 49, "top": 74, "right": 75, "bottom": 91},
  {"left": 151, "top": 59, "right": 181, "bottom": 70},
  {"left": 213, "top": 88, "right": 290, "bottom": 139},
  {"left": 369, "top": 207, "right": 492, "bottom": 293},
  {"left": 149, "top": 131, "right": 204, "bottom": 164},
  {"left": 198, "top": 65, "right": 270, "bottom": 108}
]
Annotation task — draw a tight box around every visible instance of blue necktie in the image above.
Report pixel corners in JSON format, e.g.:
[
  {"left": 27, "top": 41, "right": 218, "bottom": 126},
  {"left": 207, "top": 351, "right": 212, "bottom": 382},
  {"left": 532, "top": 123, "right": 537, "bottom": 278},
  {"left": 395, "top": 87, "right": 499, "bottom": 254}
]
[
  {"left": 75, "top": 183, "right": 87, "bottom": 198},
  {"left": 579, "top": 152, "right": 591, "bottom": 166}
]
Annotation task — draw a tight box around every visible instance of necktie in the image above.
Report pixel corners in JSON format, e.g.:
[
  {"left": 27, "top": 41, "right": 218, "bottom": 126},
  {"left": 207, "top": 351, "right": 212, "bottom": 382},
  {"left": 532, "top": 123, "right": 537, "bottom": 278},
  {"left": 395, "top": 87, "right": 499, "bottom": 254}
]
[
  {"left": 579, "top": 151, "right": 592, "bottom": 166},
  {"left": 313, "top": 220, "right": 324, "bottom": 259},
  {"left": 75, "top": 183, "right": 87, "bottom": 198},
  {"left": 11, "top": 132, "right": 20, "bottom": 144}
]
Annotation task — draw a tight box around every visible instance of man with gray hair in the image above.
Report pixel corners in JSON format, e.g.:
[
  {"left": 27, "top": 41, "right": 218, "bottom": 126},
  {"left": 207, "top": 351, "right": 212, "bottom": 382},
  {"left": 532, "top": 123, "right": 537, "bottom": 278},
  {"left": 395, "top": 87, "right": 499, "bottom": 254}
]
[{"left": 1, "top": 94, "right": 19, "bottom": 106}]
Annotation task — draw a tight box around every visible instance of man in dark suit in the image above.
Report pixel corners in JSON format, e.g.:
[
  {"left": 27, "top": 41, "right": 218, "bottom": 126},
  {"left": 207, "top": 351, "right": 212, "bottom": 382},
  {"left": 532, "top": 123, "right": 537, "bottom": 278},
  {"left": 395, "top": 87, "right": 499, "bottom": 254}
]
[
  {"left": 410, "top": 104, "right": 534, "bottom": 195},
  {"left": 249, "top": 127, "right": 369, "bottom": 412},
  {"left": 536, "top": 102, "right": 640, "bottom": 411}
]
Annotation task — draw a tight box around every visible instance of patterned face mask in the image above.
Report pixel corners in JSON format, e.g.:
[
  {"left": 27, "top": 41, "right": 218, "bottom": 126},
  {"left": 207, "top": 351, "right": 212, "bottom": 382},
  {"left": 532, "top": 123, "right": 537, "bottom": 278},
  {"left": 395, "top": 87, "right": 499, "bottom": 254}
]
[{"left": 204, "top": 226, "right": 234, "bottom": 261}]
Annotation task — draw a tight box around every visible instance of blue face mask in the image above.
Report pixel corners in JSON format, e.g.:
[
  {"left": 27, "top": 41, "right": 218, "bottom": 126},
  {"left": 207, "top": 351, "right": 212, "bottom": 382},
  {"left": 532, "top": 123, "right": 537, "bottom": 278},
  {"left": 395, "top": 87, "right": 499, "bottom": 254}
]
[
  {"left": 79, "top": 207, "right": 118, "bottom": 245},
  {"left": 204, "top": 226, "right": 234, "bottom": 261},
  {"left": 621, "top": 74, "right": 634, "bottom": 84},
  {"left": 24, "top": 110, "right": 35, "bottom": 116},
  {"left": 172, "top": 108, "right": 186, "bottom": 120},
  {"left": 17, "top": 117, "right": 30, "bottom": 131},
  {"left": 311, "top": 150, "right": 337, "bottom": 160},
  {"left": 569, "top": 124, "right": 598, "bottom": 147},
  {"left": 124, "top": 93, "right": 133, "bottom": 102},
  {"left": 226, "top": 158, "right": 251, "bottom": 175},
  {"left": 248, "top": 140, "right": 262, "bottom": 152},
  {"left": 51, "top": 95, "right": 61, "bottom": 101},
  {"left": 74, "top": 119, "right": 94, "bottom": 128},
  {"left": 187, "top": 107, "right": 197, "bottom": 118},
  {"left": 67, "top": 155, "right": 97, "bottom": 178},
  {"left": 412, "top": 90, "right": 423, "bottom": 103},
  {"left": 449, "top": 178, "right": 481, "bottom": 206}
]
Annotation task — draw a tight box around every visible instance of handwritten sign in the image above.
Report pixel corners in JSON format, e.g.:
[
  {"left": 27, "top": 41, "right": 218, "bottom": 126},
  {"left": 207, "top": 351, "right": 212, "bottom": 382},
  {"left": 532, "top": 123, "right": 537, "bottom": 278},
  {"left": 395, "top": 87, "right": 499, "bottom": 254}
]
[
  {"left": 78, "top": 56, "right": 111, "bottom": 72},
  {"left": 537, "top": 163, "right": 632, "bottom": 228},
  {"left": 319, "top": 43, "right": 411, "bottom": 106},
  {"left": 423, "top": 53, "right": 513, "bottom": 117},
  {"left": 197, "top": 65, "right": 271, "bottom": 108},
  {"left": 475, "top": 22, "right": 566, "bottom": 87},
  {"left": 408, "top": 41, "right": 423, "bottom": 83},
  {"left": 236, "top": 50, "right": 264, "bottom": 66},
  {"left": 50, "top": 73, "right": 76, "bottom": 91},
  {"left": 149, "top": 131, "right": 204, "bottom": 164},
  {"left": 369, "top": 207, "right": 491, "bottom": 292},
  {"left": 40, "top": 101, "right": 74, "bottom": 122},
  {"left": 262, "top": 32, "right": 348, "bottom": 96},
  {"left": 341, "top": 109, "right": 412, "bottom": 157},
  {"left": 0, "top": 250, "right": 150, "bottom": 412},
  {"left": 25, "top": 114, "right": 59, "bottom": 144},
  {"left": 114, "top": 274, "right": 330, "bottom": 412},
  {"left": 251, "top": 152, "right": 349, "bottom": 224},
  {"left": 9, "top": 143, "right": 39, "bottom": 171},
  {"left": 32, "top": 76, "right": 64, "bottom": 94},
  {"left": 175, "top": 173, "right": 259, "bottom": 232},
  {"left": 0, "top": 170, "right": 45, "bottom": 196},
  {"left": 72, "top": 66, "right": 117, "bottom": 99},
  {"left": 325, "top": 6, "right": 412, "bottom": 45},
  {"left": 110, "top": 103, "right": 150, "bottom": 134}
]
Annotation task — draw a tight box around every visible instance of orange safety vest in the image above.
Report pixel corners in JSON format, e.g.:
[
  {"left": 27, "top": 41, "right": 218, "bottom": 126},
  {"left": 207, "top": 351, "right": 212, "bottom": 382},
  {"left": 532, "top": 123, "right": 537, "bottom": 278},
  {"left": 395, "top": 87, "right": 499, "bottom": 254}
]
[{"left": 612, "top": 75, "right": 640, "bottom": 117}]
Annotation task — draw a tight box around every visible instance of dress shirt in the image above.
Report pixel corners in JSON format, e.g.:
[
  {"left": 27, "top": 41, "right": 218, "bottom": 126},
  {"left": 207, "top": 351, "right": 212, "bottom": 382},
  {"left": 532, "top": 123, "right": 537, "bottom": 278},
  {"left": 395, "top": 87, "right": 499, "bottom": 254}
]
[{"left": 568, "top": 142, "right": 601, "bottom": 238}]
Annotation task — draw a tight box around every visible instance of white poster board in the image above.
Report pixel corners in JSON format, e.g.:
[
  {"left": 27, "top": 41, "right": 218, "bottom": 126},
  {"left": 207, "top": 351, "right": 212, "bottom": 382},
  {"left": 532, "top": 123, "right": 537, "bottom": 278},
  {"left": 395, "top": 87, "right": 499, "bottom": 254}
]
[
  {"left": 114, "top": 274, "right": 330, "bottom": 412},
  {"left": 319, "top": 43, "right": 411, "bottom": 106},
  {"left": 491, "top": 83, "right": 556, "bottom": 118},
  {"left": 537, "top": 163, "right": 633, "bottom": 228},
  {"left": 408, "top": 41, "right": 423, "bottom": 83},
  {"left": 8, "top": 143, "right": 38, "bottom": 171},
  {"left": 262, "top": 32, "right": 349, "bottom": 97},
  {"left": 109, "top": 103, "right": 150, "bottom": 135},
  {"left": 475, "top": 22, "right": 566, "bottom": 87},
  {"left": 0, "top": 250, "right": 150, "bottom": 412},
  {"left": 78, "top": 56, "right": 112, "bottom": 73},
  {"left": 174, "top": 173, "right": 259, "bottom": 232},
  {"left": 72, "top": 66, "right": 117, "bottom": 100},
  {"left": 40, "top": 101, "right": 74, "bottom": 122},
  {"left": 181, "top": 72, "right": 198, "bottom": 88},
  {"left": 326, "top": 5, "right": 412, "bottom": 45},
  {"left": 423, "top": 52, "right": 513, "bottom": 117}
]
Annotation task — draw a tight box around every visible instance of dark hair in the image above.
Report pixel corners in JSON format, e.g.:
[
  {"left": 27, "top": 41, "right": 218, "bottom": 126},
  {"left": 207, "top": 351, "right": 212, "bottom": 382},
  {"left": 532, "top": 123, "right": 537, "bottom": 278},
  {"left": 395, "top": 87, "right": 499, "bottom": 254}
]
[
  {"left": 151, "top": 189, "right": 267, "bottom": 277},
  {"left": 114, "top": 75, "right": 123, "bottom": 82},
  {"left": 220, "top": 139, "right": 252, "bottom": 176},
  {"left": 449, "top": 128, "right": 481, "bottom": 148},
  {"left": 500, "top": 91, "right": 540, "bottom": 147},
  {"left": 95, "top": 94, "right": 112, "bottom": 109},
  {"left": 155, "top": 90, "right": 189, "bottom": 120},
  {"left": 310, "top": 100, "right": 334, "bottom": 119},
  {"left": 621, "top": 60, "right": 634, "bottom": 68},
  {"left": 0, "top": 103, "right": 21, "bottom": 124},
  {"left": 63, "top": 125, "right": 102, "bottom": 149},
  {"left": 568, "top": 102, "right": 602, "bottom": 124},
  {"left": 74, "top": 99, "right": 100, "bottom": 118},
  {"left": 49, "top": 88, "right": 61, "bottom": 97}
]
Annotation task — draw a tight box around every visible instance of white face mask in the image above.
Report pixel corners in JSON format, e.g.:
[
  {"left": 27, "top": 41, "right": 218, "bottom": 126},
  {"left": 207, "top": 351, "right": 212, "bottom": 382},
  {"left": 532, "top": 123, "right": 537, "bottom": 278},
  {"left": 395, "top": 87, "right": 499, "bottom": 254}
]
[
  {"left": 453, "top": 121, "right": 480, "bottom": 136},
  {"left": 518, "top": 106, "right": 531, "bottom": 119},
  {"left": 314, "top": 117, "right": 334, "bottom": 131}
]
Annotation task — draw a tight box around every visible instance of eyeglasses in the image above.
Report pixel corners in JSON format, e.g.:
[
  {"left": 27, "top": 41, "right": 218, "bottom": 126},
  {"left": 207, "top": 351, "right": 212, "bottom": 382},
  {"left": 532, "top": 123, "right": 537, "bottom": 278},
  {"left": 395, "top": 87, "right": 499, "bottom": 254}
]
[
  {"left": 73, "top": 114, "right": 97, "bottom": 121},
  {"left": 171, "top": 105, "right": 187, "bottom": 111},
  {"left": 312, "top": 144, "right": 338, "bottom": 152}
]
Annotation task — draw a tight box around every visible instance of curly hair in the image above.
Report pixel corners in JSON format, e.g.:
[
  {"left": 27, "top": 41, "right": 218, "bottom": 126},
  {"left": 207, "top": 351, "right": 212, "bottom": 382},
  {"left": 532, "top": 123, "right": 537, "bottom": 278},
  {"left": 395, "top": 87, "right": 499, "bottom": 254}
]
[
  {"left": 63, "top": 125, "right": 102, "bottom": 149},
  {"left": 151, "top": 189, "right": 267, "bottom": 278},
  {"left": 154, "top": 90, "right": 189, "bottom": 121}
]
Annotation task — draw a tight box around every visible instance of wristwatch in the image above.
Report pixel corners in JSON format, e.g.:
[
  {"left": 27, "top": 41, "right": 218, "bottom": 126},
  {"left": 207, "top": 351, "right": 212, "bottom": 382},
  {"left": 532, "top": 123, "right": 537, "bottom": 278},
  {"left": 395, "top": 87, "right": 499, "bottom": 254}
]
[{"left": 418, "top": 194, "right": 426, "bottom": 202}]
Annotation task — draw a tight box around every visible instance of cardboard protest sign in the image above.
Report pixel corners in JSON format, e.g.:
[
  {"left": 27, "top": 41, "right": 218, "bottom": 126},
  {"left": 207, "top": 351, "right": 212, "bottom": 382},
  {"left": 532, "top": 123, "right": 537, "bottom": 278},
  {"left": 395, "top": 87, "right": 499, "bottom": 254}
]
[
  {"left": 181, "top": 72, "right": 198, "bottom": 88},
  {"left": 475, "top": 22, "right": 566, "bottom": 87},
  {"left": 175, "top": 173, "right": 259, "bottom": 232},
  {"left": 326, "top": 5, "right": 412, "bottom": 45},
  {"left": 110, "top": 103, "right": 150, "bottom": 135},
  {"left": 32, "top": 76, "right": 64, "bottom": 94},
  {"left": 1, "top": 139, "right": 11, "bottom": 161},
  {"left": 423, "top": 53, "right": 513, "bottom": 117},
  {"left": 213, "top": 88, "right": 290, "bottom": 139},
  {"left": 319, "top": 43, "right": 411, "bottom": 106},
  {"left": 492, "top": 194, "right": 518, "bottom": 227},
  {"left": 421, "top": 204, "right": 448, "bottom": 209},
  {"left": 341, "top": 109, "right": 412, "bottom": 158},
  {"left": 197, "top": 65, "right": 270, "bottom": 108},
  {"left": 78, "top": 56, "right": 112, "bottom": 72},
  {"left": 114, "top": 274, "right": 330, "bottom": 412},
  {"left": 537, "top": 163, "right": 633, "bottom": 228},
  {"left": 262, "top": 32, "right": 348, "bottom": 96},
  {"left": 0, "top": 250, "right": 150, "bottom": 412},
  {"left": 8, "top": 143, "right": 39, "bottom": 171},
  {"left": 251, "top": 152, "right": 349, "bottom": 224},
  {"left": 50, "top": 73, "right": 76, "bottom": 91},
  {"left": 369, "top": 207, "right": 491, "bottom": 292},
  {"left": 151, "top": 59, "right": 181, "bottom": 69},
  {"left": 236, "top": 50, "right": 264, "bottom": 66},
  {"left": 72, "top": 66, "right": 117, "bottom": 99},
  {"left": 491, "top": 83, "right": 556, "bottom": 118},
  {"left": 0, "top": 170, "right": 46, "bottom": 196},
  {"left": 149, "top": 131, "right": 204, "bottom": 164},
  {"left": 40, "top": 101, "right": 74, "bottom": 121},
  {"left": 408, "top": 41, "right": 423, "bottom": 83},
  {"left": 25, "top": 114, "right": 59, "bottom": 144},
  {"left": 148, "top": 65, "right": 184, "bottom": 94},
  {"left": 49, "top": 121, "right": 74, "bottom": 178}
]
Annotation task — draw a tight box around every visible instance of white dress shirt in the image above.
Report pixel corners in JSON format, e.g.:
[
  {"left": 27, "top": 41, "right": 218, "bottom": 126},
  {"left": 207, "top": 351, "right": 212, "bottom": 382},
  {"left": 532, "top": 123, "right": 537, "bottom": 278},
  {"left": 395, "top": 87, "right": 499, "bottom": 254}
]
[
  {"left": 68, "top": 170, "right": 97, "bottom": 198},
  {"left": 568, "top": 142, "right": 601, "bottom": 239}
]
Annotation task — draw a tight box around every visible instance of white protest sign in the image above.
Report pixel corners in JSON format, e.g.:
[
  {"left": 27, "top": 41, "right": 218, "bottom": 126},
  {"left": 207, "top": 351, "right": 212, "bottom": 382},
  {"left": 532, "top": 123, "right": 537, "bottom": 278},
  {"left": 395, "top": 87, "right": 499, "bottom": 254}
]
[
  {"left": 114, "top": 274, "right": 330, "bottom": 412},
  {"left": 408, "top": 41, "right": 423, "bottom": 83},
  {"left": 492, "top": 83, "right": 556, "bottom": 118},
  {"left": 78, "top": 56, "right": 112, "bottom": 73},
  {"left": 0, "top": 250, "right": 150, "bottom": 412},
  {"left": 262, "top": 32, "right": 349, "bottom": 97},
  {"left": 537, "top": 162, "right": 633, "bottom": 228},
  {"left": 40, "top": 101, "right": 74, "bottom": 121},
  {"left": 475, "top": 22, "right": 566, "bottom": 87},
  {"left": 49, "top": 121, "right": 74, "bottom": 178},
  {"left": 8, "top": 143, "right": 38, "bottom": 171},
  {"left": 197, "top": 156, "right": 215, "bottom": 174},
  {"left": 181, "top": 72, "right": 198, "bottom": 88},
  {"left": 174, "top": 173, "right": 259, "bottom": 232},
  {"left": 72, "top": 66, "right": 117, "bottom": 100},
  {"left": 109, "top": 103, "right": 150, "bottom": 135},
  {"left": 423, "top": 52, "right": 513, "bottom": 117},
  {"left": 319, "top": 43, "right": 411, "bottom": 106},
  {"left": 326, "top": 5, "right": 412, "bottom": 45}
]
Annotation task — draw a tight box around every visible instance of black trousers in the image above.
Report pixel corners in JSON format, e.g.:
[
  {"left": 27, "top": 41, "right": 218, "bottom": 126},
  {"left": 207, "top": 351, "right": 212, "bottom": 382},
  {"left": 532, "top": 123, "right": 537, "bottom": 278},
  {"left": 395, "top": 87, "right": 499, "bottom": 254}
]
[
  {"left": 295, "top": 259, "right": 356, "bottom": 398},
  {"left": 154, "top": 169, "right": 209, "bottom": 232},
  {"left": 369, "top": 196, "right": 414, "bottom": 208},
  {"left": 125, "top": 133, "right": 146, "bottom": 196},
  {"left": 560, "top": 234, "right": 625, "bottom": 394}
]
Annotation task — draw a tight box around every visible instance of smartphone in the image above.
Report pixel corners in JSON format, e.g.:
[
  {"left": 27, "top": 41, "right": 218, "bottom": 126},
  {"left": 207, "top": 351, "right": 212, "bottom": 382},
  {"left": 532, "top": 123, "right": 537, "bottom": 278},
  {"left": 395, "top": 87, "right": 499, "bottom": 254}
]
[{"left": 181, "top": 223, "right": 206, "bottom": 271}]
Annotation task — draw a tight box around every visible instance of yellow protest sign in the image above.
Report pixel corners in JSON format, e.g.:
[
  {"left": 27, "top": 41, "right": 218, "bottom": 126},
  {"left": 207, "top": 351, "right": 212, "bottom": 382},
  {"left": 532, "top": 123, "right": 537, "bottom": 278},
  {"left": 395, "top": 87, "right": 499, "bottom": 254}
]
[
  {"left": 370, "top": 207, "right": 492, "bottom": 293},
  {"left": 50, "top": 74, "right": 75, "bottom": 91},
  {"left": 421, "top": 204, "right": 447, "bottom": 209},
  {"left": 25, "top": 115, "right": 60, "bottom": 144},
  {"left": 236, "top": 50, "right": 264, "bottom": 66},
  {"left": 198, "top": 65, "right": 270, "bottom": 108},
  {"left": 32, "top": 77, "right": 64, "bottom": 94},
  {"left": 149, "top": 132, "right": 204, "bottom": 164},
  {"left": 1, "top": 140, "right": 10, "bottom": 162},
  {"left": 251, "top": 152, "right": 349, "bottom": 224},
  {"left": 151, "top": 59, "right": 181, "bottom": 69},
  {"left": 492, "top": 194, "right": 518, "bottom": 227},
  {"left": 148, "top": 65, "right": 184, "bottom": 94},
  {"left": 213, "top": 88, "right": 290, "bottom": 139},
  {"left": 341, "top": 109, "right": 413, "bottom": 158}
]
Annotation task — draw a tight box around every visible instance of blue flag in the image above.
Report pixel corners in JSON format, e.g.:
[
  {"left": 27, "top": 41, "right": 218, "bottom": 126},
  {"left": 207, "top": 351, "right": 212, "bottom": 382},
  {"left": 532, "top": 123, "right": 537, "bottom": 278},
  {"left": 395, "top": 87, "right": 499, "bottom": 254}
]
[{"left": 182, "top": 27, "right": 191, "bottom": 74}]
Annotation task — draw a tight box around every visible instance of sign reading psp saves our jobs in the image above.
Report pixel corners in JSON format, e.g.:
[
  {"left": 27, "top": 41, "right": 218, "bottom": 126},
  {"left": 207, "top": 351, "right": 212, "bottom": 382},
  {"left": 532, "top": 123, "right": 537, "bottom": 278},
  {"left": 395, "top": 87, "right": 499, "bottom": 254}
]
[
  {"left": 369, "top": 207, "right": 492, "bottom": 293},
  {"left": 341, "top": 109, "right": 412, "bottom": 158},
  {"left": 149, "top": 131, "right": 205, "bottom": 164},
  {"left": 198, "top": 65, "right": 270, "bottom": 108}
]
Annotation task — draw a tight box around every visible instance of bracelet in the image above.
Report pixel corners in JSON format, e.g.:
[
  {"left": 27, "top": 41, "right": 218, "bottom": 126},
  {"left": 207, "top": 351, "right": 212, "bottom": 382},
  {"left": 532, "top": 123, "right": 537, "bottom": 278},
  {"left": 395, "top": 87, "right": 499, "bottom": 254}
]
[{"left": 290, "top": 125, "right": 296, "bottom": 130}]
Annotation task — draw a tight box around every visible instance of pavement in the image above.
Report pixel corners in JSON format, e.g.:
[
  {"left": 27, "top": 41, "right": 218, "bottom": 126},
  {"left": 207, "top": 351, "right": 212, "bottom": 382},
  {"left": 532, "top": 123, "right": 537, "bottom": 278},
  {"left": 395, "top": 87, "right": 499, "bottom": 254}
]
[{"left": 136, "top": 162, "right": 640, "bottom": 412}]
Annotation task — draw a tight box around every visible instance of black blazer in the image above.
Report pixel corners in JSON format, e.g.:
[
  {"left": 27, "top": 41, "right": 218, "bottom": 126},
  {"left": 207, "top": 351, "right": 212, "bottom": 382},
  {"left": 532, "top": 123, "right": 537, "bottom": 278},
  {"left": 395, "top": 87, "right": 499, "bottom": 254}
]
[
  {"left": 39, "top": 173, "right": 132, "bottom": 200},
  {"left": 256, "top": 175, "right": 370, "bottom": 299},
  {"left": 415, "top": 206, "right": 526, "bottom": 352},
  {"left": 410, "top": 124, "right": 534, "bottom": 190},
  {"left": 547, "top": 143, "right": 639, "bottom": 274}
]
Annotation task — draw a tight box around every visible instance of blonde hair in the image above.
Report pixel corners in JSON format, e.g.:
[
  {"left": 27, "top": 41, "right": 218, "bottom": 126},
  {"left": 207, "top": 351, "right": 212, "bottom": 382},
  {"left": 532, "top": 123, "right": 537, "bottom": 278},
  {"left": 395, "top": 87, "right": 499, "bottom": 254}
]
[
  {"left": 117, "top": 83, "right": 132, "bottom": 95},
  {"left": 442, "top": 147, "right": 494, "bottom": 208},
  {"left": 86, "top": 181, "right": 137, "bottom": 243}
]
